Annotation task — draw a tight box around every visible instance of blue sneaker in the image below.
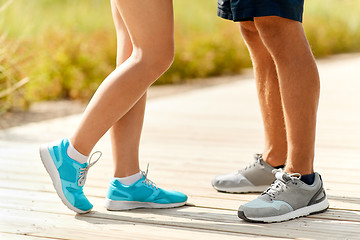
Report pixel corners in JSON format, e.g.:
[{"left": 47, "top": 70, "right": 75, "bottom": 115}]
[
  {"left": 104, "top": 170, "right": 187, "bottom": 210},
  {"left": 39, "top": 138, "right": 100, "bottom": 213}
]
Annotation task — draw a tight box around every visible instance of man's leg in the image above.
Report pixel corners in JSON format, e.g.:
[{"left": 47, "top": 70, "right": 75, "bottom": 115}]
[
  {"left": 237, "top": 17, "right": 327, "bottom": 223},
  {"left": 254, "top": 16, "right": 320, "bottom": 175},
  {"left": 240, "top": 21, "right": 287, "bottom": 167},
  {"left": 211, "top": 21, "right": 287, "bottom": 194}
]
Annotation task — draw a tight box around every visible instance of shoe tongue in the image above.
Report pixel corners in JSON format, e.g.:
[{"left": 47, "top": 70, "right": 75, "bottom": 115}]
[{"left": 275, "top": 172, "right": 291, "bottom": 182}]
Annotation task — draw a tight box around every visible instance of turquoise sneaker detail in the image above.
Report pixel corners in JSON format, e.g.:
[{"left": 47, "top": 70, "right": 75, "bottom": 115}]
[
  {"left": 39, "top": 138, "right": 100, "bottom": 213},
  {"left": 104, "top": 171, "right": 187, "bottom": 210}
]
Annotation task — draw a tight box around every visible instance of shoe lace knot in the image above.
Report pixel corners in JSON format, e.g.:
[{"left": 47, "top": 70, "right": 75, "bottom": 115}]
[
  {"left": 78, "top": 151, "right": 102, "bottom": 186},
  {"left": 264, "top": 169, "right": 301, "bottom": 199},
  {"left": 141, "top": 163, "right": 158, "bottom": 190},
  {"left": 242, "top": 154, "right": 263, "bottom": 171}
]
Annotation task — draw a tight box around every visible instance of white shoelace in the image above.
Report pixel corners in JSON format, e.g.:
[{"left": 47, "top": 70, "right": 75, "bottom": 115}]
[
  {"left": 141, "top": 164, "right": 158, "bottom": 189},
  {"left": 264, "top": 169, "right": 301, "bottom": 199},
  {"left": 78, "top": 151, "right": 102, "bottom": 186},
  {"left": 242, "top": 154, "right": 263, "bottom": 171}
]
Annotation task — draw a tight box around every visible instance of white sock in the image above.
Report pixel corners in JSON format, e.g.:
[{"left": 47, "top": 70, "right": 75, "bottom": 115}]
[
  {"left": 67, "top": 139, "right": 88, "bottom": 164},
  {"left": 115, "top": 171, "right": 142, "bottom": 186}
]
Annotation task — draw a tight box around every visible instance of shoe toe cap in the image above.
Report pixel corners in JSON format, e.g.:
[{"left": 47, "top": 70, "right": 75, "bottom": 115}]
[
  {"left": 156, "top": 190, "right": 187, "bottom": 204},
  {"left": 73, "top": 193, "right": 93, "bottom": 212},
  {"left": 168, "top": 190, "right": 188, "bottom": 203},
  {"left": 238, "top": 198, "right": 292, "bottom": 219},
  {"left": 212, "top": 173, "right": 249, "bottom": 189}
]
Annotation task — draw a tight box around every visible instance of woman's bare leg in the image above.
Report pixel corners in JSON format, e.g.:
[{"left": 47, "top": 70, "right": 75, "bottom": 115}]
[
  {"left": 109, "top": 0, "right": 145, "bottom": 177},
  {"left": 70, "top": 0, "right": 174, "bottom": 158}
]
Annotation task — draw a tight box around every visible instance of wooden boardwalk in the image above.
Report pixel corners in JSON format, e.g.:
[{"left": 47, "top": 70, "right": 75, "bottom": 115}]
[{"left": 1, "top": 54, "right": 360, "bottom": 240}]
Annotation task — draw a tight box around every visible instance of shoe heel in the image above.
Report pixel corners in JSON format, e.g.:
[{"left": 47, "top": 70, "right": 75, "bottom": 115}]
[
  {"left": 39, "top": 144, "right": 61, "bottom": 189},
  {"left": 40, "top": 143, "right": 90, "bottom": 214}
]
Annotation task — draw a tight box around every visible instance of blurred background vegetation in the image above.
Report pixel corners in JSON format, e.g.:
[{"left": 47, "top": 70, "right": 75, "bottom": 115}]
[{"left": 0, "top": 0, "right": 360, "bottom": 112}]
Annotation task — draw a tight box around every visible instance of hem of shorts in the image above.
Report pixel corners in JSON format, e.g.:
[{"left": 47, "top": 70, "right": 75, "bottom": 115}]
[
  {"left": 218, "top": 7, "right": 303, "bottom": 23},
  {"left": 217, "top": 9, "right": 234, "bottom": 21}
]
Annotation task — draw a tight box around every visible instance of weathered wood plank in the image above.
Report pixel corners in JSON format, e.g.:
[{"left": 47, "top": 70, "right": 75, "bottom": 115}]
[
  {"left": 0, "top": 233, "right": 55, "bottom": 240},
  {"left": 2, "top": 204, "right": 360, "bottom": 240},
  {"left": 1, "top": 187, "right": 360, "bottom": 223},
  {"left": 0, "top": 208, "right": 287, "bottom": 240}
]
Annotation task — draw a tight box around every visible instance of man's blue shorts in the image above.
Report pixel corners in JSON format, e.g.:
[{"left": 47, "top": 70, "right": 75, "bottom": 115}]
[{"left": 217, "top": 0, "right": 304, "bottom": 22}]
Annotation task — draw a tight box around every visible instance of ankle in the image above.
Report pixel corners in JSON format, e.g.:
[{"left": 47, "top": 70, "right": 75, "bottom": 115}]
[
  {"left": 262, "top": 152, "right": 286, "bottom": 168},
  {"left": 69, "top": 136, "right": 92, "bottom": 156},
  {"left": 67, "top": 138, "right": 89, "bottom": 164},
  {"left": 114, "top": 171, "right": 142, "bottom": 185},
  {"left": 300, "top": 172, "right": 315, "bottom": 185},
  {"left": 114, "top": 168, "right": 141, "bottom": 179},
  {"left": 284, "top": 165, "right": 313, "bottom": 175}
]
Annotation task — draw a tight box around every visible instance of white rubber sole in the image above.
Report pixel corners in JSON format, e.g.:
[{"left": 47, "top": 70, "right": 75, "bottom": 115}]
[
  {"left": 213, "top": 185, "right": 269, "bottom": 194},
  {"left": 104, "top": 198, "right": 187, "bottom": 211},
  {"left": 239, "top": 198, "right": 329, "bottom": 223},
  {"left": 39, "top": 144, "right": 90, "bottom": 214}
]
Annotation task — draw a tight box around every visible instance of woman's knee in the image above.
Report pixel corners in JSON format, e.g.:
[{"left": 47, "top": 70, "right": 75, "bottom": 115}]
[
  {"left": 133, "top": 43, "right": 174, "bottom": 77},
  {"left": 116, "top": 43, "right": 133, "bottom": 67},
  {"left": 151, "top": 45, "right": 175, "bottom": 72}
]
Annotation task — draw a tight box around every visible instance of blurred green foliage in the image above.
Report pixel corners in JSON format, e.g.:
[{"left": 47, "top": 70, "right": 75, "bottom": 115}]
[
  {"left": 304, "top": 0, "right": 360, "bottom": 56},
  {"left": 0, "top": 0, "right": 360, "bottom": 110},
  {"left": 0, "top": 33, "right": 29, "bottom": 112}
]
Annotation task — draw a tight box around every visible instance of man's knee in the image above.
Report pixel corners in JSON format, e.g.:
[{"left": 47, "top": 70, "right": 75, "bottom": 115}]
[
  {"left": 240, "top": 21, "right": 261, "bottom": 45},
  {"left": 254, "top": 16, "right": 302, "bottom": 56},
  {"left": 255, "top": 17, "right": 286, "bottom": 44}
]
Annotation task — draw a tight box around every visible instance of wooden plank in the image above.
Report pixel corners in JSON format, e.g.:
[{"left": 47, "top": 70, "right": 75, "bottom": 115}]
[
  {"left": 1, "top": 203, "right": 360, "bottom": 240},
  {"left": 2, "top": 150, "right": 360, "bottom": 184},
  {"left": 0, "top": 208, "right": 287, "bottom": 240},
  {"left": 0, "top": 233, "right": 55, "bottom": 240},
  {"left": 1, "top": 165, "right": 360, "bottom": 195},
  {"left": 1, "top": 174, "right": 360, "bottom": 211},
  {"left": 1, "top": 160, "right": 360, "bottom": 188},
  {"left": 1, "top": 175, "right": 360, "bottom": 207},
  {"left": 2, "top": 145, "right": 360, "bottom": 168},
  {"left": 1, "top": 188, "right": 360, "bottom": 224}
]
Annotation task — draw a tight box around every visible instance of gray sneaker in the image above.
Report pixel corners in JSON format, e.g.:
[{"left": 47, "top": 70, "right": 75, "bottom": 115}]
[
  {"left": 211, "top": 154, "right": 277, "bottom": 193},
  {"left": 238, "top": 170, "right": 329, "bottom": 223}
]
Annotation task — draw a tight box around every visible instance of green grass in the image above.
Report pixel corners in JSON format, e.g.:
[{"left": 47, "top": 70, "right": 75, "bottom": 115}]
[
  {"left": 304, "top": 0, "right": 360, "bottom": 56},
  {"left": 0, "top": 33, "right": 27, "bottom": 112},
  {"left": 1, "top": 0, "right": 360, "bottom": 110}
]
